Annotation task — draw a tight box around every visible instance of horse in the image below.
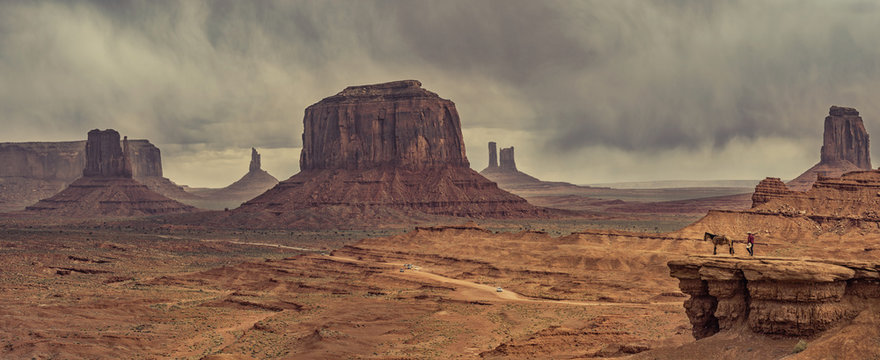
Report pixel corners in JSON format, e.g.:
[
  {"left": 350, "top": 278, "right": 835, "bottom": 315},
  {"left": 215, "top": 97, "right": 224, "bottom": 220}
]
[{"left": 704, "top": 232, "right": 734, "bottom": 255}]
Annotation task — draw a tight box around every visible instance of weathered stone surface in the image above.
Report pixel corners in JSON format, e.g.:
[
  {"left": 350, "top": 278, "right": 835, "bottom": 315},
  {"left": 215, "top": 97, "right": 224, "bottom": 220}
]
[
  {"left": 25, "top": 129, "right": 196, "bottom": 217},
  {"left": 788, "top": 106, "right": 871, "bottom": 190},
  {"left": 668, "top": 256, "right": 879, "bottom": 338},
  {"left": 233, "top": 80, "right": 549, "bottom": 225},
  {"left": 299, "top": 80, "right": 468, "bottom": 171}
]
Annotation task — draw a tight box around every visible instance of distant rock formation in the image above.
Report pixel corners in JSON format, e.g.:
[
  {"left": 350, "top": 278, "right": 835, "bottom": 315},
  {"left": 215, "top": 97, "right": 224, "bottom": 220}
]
[
  {"left": 83, "top": 130, "right": 132, "bottom": 178},
  {"left": 480, "top": 141, "right": 589, "bottom": 195},
  {"left": 232, "top": 80, "right": 547, "bottom": 227},
  {"left": 669, "top": 256, "right": 878, "bottom": 339},
  {"left": 499, "top": 146, "right": 516, "bottom": 171},
  {"left": 487, "top": 142, "right": 498, "bottom": 168},
  {"left": 249, "top": 147, "right": 261, "bottom": 172},
  {"left": 25, "top": 129, "right": 196, "bottom": 217},
  {"left": 186, "top": 147, "right": 279, "bottom": 209},
  {"left": 0, "top": 137, "right": 193, "bottom": 211},
  {"left": 788, "top": 106, "right": 872, "bottom": 191}
]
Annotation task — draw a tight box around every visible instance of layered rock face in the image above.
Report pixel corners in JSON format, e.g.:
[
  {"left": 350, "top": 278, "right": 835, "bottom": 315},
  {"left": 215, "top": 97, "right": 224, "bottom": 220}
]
[
  {"left": 669, "top": 256, "right": 879, "bottom": 339},
  {"left": 26, "top": 129, "right": 195, "bottom": 217},
  {"left": 235, "top": 80, "right": 547, "bottom": 225},
  {"left": 750, "top": 177, "right": 794, "bottom": 207},
  {"left": 788, "top": 106, "right": 872, "bottom": 191},
  {"left": 299, "top": 80, "right": 468, "bottom": 171}
]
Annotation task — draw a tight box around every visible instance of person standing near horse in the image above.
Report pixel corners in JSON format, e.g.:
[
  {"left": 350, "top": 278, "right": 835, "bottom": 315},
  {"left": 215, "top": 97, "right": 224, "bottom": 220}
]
[{"left": 747, "top": 232, "right": 755, "bottom": 256}]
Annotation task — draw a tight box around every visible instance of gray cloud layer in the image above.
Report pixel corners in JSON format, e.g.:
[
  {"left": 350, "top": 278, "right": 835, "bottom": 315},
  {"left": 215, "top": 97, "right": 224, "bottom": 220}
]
[{"left": 2, "top": 1, "right": 879, "bottom": 186}]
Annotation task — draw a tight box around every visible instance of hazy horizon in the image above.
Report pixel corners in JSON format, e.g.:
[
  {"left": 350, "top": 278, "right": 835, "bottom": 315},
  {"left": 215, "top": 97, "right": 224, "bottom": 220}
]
[{"left": 3, "top": 1, "right": 879, "bottom": 187}]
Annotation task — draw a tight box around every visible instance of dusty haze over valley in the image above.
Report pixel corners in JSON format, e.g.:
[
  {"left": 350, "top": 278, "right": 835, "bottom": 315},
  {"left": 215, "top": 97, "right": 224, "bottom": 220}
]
[
  {"left": 2, "top": 1, "right": 880, "bottom": 360},
  {"left": 3, "top": 1, "right": 880, "bottom": 186}
]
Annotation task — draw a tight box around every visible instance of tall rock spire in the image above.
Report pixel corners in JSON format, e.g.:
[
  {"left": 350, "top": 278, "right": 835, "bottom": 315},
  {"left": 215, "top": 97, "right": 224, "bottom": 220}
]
[{"left": 249, "top": 147, "right": 262, "bottom": 172}]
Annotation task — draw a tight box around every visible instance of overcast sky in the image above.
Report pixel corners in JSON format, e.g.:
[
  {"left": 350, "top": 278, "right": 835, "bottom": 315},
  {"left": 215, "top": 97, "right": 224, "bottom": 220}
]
[{"left": 2, "top": 0, "right": 880, "bottom": 187}]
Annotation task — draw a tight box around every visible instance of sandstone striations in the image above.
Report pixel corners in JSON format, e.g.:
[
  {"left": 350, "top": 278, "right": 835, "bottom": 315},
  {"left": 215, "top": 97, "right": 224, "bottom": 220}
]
[
  {"left": 26, "top": 129, "right": 196, "bottom": 217},
  {"left": 788, "top": 106, "right": 872, "bottom": 191},
  {"left": 669, "top": 256, "right": 879, "bottom": 339},
  {"left": 232, "top": 80, "right": 548, "bottom": 227}
]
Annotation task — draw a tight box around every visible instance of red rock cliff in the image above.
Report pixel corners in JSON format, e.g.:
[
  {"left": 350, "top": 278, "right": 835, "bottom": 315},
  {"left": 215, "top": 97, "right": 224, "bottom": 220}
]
[{"left": 299, "top": 80, "right": 468, "bottom": 171}]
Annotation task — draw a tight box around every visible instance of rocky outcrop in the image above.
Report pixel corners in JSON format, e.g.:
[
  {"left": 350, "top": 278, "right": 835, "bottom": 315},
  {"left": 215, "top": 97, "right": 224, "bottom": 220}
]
[
  {"left": 499, "top": 146, "right": 516, "bottom": 171},
  {"left": 750, "top": 177, "right": 795, "bottom": 208},
  {"left": 788, "top": 106, "right": 872, "bottom": 191},
  {"left": 26, "top": 129, "right": 196, "bottom": 217},
  {"left": 233, "top": 80, "right": 549, "bottom": 226},
  {"left": 669, "top": 256, "right": 879, "bottom": 339}
]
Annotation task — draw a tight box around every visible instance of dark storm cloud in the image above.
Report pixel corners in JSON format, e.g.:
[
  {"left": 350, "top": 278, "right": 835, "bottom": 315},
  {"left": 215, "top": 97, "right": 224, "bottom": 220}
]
[{"left": 1, "top": 0, "right": 880, "bottom": 185}]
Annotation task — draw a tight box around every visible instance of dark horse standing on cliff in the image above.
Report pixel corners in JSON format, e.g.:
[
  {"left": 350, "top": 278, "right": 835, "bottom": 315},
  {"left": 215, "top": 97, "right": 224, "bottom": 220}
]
[{"left": 704, "top": 232, "right": 734, "bottom": 255}]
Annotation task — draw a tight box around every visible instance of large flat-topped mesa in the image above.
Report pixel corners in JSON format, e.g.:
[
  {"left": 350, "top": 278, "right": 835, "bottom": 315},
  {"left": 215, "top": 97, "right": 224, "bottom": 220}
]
[
  {"left": 300, "top": 79, "right": 468, "bottom": 171},
  {"left": 233, "top": 80, "right": 550, "bottom": 226}
]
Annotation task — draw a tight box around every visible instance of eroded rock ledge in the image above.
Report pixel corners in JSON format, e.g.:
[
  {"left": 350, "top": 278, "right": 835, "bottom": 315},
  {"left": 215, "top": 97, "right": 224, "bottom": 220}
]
[{"left": 668, "top": 256, "right": 879, "bottom": 339}]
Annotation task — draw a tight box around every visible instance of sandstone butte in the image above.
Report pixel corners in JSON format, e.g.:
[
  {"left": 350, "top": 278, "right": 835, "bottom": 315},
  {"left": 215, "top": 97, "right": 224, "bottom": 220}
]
[
  {"left": 0, "top": 137, "right": 194, "bottom": 210},
  {"left": 25, "top": 129, "right": 196, "bottom": 217},
  {"left": 232, "top": 80, "right": 549, "bottom": 225},
  {"left": 788, "top": 105, "right": 872, "bottom": 191},
  {"left": 668, "top": 256, "right": 879, "bottom": 339}
]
